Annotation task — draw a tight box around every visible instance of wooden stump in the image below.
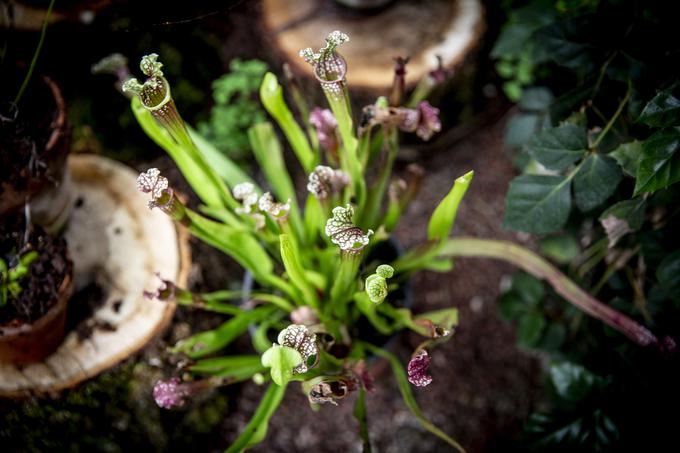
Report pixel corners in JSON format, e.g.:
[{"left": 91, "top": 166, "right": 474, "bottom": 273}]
[
  {"left": 262, "top": 0, "right": 485, "bottom": 91},
  {"left": 0, "top": 155, "right": 191, "bottom": 397}
]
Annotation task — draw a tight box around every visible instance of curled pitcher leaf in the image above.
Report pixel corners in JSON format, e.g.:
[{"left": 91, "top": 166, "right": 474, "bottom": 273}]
[
  {"left": 407, "top": 350, "right": 433, "bottom": 387},
  {"left": 277, "top": 324, "right": 318, "bottom": 374},
  {"left": 258, "top": 192, "right": 291, "bottom": 219},
  {"left": 137, "top": 168, "right": 175, "bottom": 211},
  {"left": 299, "top": 30, "right": 349, "bottom": 101},
  {"left": 307, "top": 165, "right": 349, "bottom": 200},
  {"left": 233, "top": 182, "right": 259, "bottom": 214},
  {"left": 325, "top": 204, "right": 374, "bottom": 252}
]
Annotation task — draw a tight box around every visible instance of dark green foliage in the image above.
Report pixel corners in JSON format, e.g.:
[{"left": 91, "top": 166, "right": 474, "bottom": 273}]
[{"left": 198, "top": 59, "right": 268, "bottom": 162}]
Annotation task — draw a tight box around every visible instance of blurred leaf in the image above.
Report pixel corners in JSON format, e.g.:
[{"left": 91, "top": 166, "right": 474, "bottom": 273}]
[
  {"left": 279, "top": 234, "right": 317, "bottom": 307},
  {"left": 609, "top": 140, "right": 643, "bottom": 177},
  {"left": 517, "top": 311, "right": 546, "bottom": 347},
  {"left": 427, "top": 171, "right": 474, "bottom": 241},
  {"left": 189, "top": 355, "right": 266, "bottom": 381},
  {"left": 526, "top": 124, "right": 588, "bottom": 171},
  {"left": 505, "top": 113, "right": 541, "bottom": 148},
  {"left": 174, "top": 306, "right": 275, "bottom": 359},
  {"left": 504, "top": 174, "right": 572, "bottom": 234},
  {"left": 657, "top": 250, "right": 680, "bottom": 303},
  {"left": 519, "top": 87, "right": 554, "bottom": 111},
  {"left": 537, "top": 322, "right": 566, "bottom": 351},
  {"left": 539, "top": 235, "right": 580, "bottom": 263},
  {"left": 550, "top": 361, "right": 600, "bottom": 402},
  {"left": 637, "top": 87, "right": 680, "bottom": 128},
  {"left": 261, "top": 345, "right": 302, "bottom": 386},
  {"left": 634, "top": 127, "right": 680, "bottom": 195},
  {"left": 573, "top": 154, "right": 622, "bottom": 211},
  {"left": 353, "top": 387, "right": 372, "bottom": 452}
]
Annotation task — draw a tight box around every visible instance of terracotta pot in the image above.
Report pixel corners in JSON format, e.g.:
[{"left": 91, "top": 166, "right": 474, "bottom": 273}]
[
  {"left": 0, "top": 269, "right": 74, "bottom": 365},
  {"left": 0, "top": 76, "right": 72, "bottom": 231}
]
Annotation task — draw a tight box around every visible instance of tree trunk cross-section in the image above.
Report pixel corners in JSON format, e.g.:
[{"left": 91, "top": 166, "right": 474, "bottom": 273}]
[
  {"left": 0, "top": 155, "right": 191, "bottom": 397},
  {"left": 262, "top": 0, "right": 485, "bottom": 90}
]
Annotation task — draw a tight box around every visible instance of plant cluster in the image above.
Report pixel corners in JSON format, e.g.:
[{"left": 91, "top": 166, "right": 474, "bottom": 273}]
[
  {"left": 122, "top": 32, "right": 468, "bottom": 451},
  {"left": 0, "top": 251, "right": 38, "bottom": 307},
  {"left": 494, "top": 0, "right": 680, "bottom": 448}
]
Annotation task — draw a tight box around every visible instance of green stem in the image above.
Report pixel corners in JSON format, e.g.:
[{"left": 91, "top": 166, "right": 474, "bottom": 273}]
[
  {"left": 439, "top": 237, "right": 661, "bottom": 348},
  {"left": 591, "top": 80, "right": 632, "bottom": 149},
  {"left": 14, "top": 0, "right": 56, "bottom": 107}
]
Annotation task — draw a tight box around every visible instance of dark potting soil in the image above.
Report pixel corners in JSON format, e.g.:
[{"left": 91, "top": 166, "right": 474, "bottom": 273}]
[
  {"left": 0, "top": 217, "right": 71, "bottom": 325},
  {"left": 0, "top": 77, "right": 61, "bottom": 196}
]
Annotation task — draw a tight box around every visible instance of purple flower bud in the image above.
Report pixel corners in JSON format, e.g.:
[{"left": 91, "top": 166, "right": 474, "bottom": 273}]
[
  {"left": 407, "top": 350, "right": 433, "bottom": 387},
  {"left": 309, "top": 108, "right": 339, "bottom": 153},
  {"left": 415, "top": 101, "right": 441, "bottom": 141},
  {"left": 153, "top": 377, "right": 189, "bottom": 409},
  {"left": 428, "top": 55, "right": 449, "bottom": 85}
]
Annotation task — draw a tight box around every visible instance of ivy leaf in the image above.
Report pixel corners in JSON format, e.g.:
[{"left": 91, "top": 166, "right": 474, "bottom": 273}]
[
  {"left": 517, "top": 311, "right": 546, "bottom": 347},
  {"left": 573, "top": 154, "right": 622, "bottom": 211},
  {"left": 609, "top": 140, "right": 643, "bottom": 176},
  {"left": 261, "top": 345, "right": 303, "bottom": 386},
  {"left": 656, "top": 250, "right": 680, "bottom": 304},
  {"left": 634, "top": 127, "right": 680, "bottom": 195},
  {"left": 503, "top": 174, "right": 572, "bottom": 234},
  {"left": 637, "top": 88, "right": 680, "bottom": 128},
  {"left": 598, "top": 199, "right": 645, "bottom": 248},
  {"left": 526, "top": 124, "right": 588, "bottom": 170}
]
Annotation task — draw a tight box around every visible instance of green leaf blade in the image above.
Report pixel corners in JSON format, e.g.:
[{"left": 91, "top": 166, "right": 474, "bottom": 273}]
[
  {"left": 503, "top": 174, "right": 572, "bottom": 234},
  {"left": 526, "top": 124, "right": 587, "bottom": 171},
  {"left": 573, "top": 154, "right": 622, "bottom": 211},
  {"left": 261, "top": 345, "right": 303, "bottom": 386},
  {"left": 427, "top": 171, "right": 474, "bottom": 241},
  {"left": 634, "top": 127, "right": 680, "bottom": 195}
]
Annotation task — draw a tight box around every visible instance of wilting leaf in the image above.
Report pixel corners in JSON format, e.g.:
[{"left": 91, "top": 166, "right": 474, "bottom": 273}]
[
  {"left": 504, "top": 174, "right": 572, "bottom": 234},
  {"left": 599, "top": 199, "right": 646, "bottom": 247},
  {"left": 573, "top": 154, "right": 622, "bottom": 211},
  {"left": 634, "top": 127, "right": 680, "bottom": 195}
]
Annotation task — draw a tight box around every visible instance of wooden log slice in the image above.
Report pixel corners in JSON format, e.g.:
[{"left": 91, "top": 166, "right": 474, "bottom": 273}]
[
  {"left": 262, "top": 0, "right": 485, "bottom": 91},
  {"left": 0, "top": 154, "right": 191, "bottom": 397}
]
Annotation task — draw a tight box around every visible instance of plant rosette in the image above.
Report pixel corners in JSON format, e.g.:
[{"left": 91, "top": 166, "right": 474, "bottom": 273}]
[
  {"left": 0, "top": 76, "right": 73, "bottom": 232},
  {"left": 0, "top": 218, "right": 73, "bottom": 365}
]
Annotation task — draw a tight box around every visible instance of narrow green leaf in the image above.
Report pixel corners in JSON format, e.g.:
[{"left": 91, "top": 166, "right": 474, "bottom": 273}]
[
  {"left": 189, "top": 355, "right": 266, "bottom": 382},
  {"left": 354, "top": 292, "right": 393, "bottom": 335},
  {"left": 364, "top": 344, "right": 466, "bottom": 453},
  {"left": 261, "top": 345, "right": 302, "bottom": 386},
  {"left": 174, "top": 306, "right": 275, "bottom": 359},
  {"left": 185, "top": 209, "right": 273, "bottom": 278},
  {"left": 503, "top": 174, "right": 572, "bottom": 234},
  {"left": 415, "top": 307, "right": 459, "bottom": 331},
  {"left": 353, "top": 387, "right": 372, "bottom": 452},
  {"left": 225, "top": 383, "right": 287, "bottom": 453},
  {"left": 634, "top": 127, "right": 680, "bottom": 195},
  {"left": 526, "top": 124, "right": 587, "bottom": 171},
  {"left": 427, "top": 171, "right": 474, "bottom": 241},
  {"left": 188, "top": 126, "right": 255, "bottom": 188},
  {"left": 637, "top": 88, "right": 680, "bottom": 128},
  {"left": 259, "top": 72, "right": 315, "bottom": 172},
  {"left": 550, "top": 362, "right": 600, "bottom": 402},
  {"left": 573, "top": 154, "right": 622, "bottom": 211},
  {"left": 609, "top": 140, "right": 642, "bottom": 177},
  {"left": 279, "top": 234, "right": 317, "bottom": 308}
]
